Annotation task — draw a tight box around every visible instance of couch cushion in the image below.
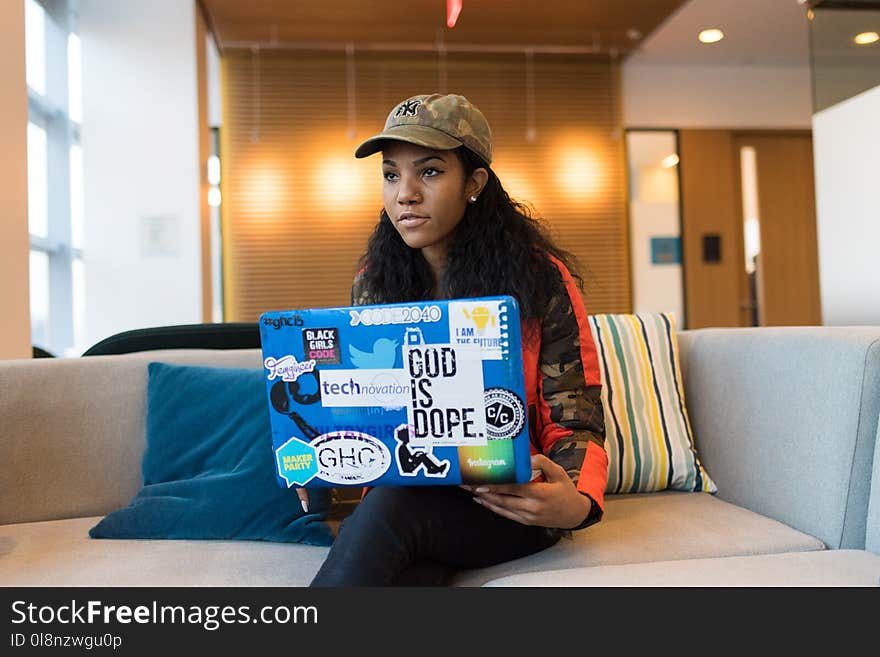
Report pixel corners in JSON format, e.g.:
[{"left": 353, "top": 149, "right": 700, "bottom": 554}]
[
  {"left": 1, "top": 493, "right": 825, "bottom": 587},
  {"left": 451, "top": 491, "right": 824, "bottom": 586},
  {"left": 483, "top": 550, "right": 880, "bottom": 587},
  {"left": 676, "top": 328, "right": 880, "bottom": 549},
  {"left": 588, "top": 313, "right": 716, "bottom": 494},
  {"left": 88, "top": 363, "right": 333, "bottom": 545},
  {"left": 0, "top": 517, "right": 330, "bottom": 587}
]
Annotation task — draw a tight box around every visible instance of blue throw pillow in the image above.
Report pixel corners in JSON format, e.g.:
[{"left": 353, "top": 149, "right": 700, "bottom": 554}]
[{"left": 89, "top": 362, "right": 333, "bottom": 545}]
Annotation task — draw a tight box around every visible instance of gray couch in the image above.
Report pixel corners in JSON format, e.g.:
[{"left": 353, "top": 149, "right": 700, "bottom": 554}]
[{"left": 2, "top": 327, "right": 879, "bottom": 586}]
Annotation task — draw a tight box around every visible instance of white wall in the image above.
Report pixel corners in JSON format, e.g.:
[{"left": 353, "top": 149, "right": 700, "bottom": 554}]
[
  {"left": 79, "top": 0, "right": 201, "bottom": 349},
  {"left": 812, "top": 83, "right": 880, "bottom": 326},
  {"left": 629, "top": 200, "right": 685, "bottom": 327},
  {"left": 623, "top": 63, "right": 813, "bottom": 129}
]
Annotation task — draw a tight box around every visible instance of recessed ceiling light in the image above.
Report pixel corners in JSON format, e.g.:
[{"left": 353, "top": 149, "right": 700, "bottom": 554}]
[
  {"left": 698, "top": 29, "right": 724, "bottom": 44},
  {"left": 854, "top": 31, "right": 879, "bottom": 46}
]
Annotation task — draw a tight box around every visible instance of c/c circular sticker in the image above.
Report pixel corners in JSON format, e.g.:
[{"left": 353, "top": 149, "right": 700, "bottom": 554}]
[
  {"left": 313, "top": 431, "right": 391, "bottom": 485},
  {"left": 483, "top": 388, "right": 526, "bottom": 440}
]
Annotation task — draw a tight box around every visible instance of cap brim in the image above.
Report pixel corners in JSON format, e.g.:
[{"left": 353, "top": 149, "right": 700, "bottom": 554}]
[{"left": 354, "top": 124, "right": 463, "bottom": 158}]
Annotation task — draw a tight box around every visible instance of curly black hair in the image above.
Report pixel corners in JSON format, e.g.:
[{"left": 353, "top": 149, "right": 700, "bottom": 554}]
[{"left": 356, "top": 146, "right": 583, "bottom": 325}]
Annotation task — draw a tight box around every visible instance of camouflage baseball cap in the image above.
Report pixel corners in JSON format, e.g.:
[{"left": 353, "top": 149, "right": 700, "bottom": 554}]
[{"left": 354, "top": 93, "right": 492, "bottom": 164}]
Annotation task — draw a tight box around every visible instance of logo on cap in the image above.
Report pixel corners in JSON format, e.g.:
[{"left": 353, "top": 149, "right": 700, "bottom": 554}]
[{"left": 395, "top": 99, "right": 422, "bottom": 118}]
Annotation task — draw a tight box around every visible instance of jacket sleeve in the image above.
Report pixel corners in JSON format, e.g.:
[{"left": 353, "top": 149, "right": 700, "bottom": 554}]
[
  {"left": 537, "top": 263, "right": 608, "bottom": 530},
  {"left": 350, "top": 270, "right": 367, "bottom": 306}
]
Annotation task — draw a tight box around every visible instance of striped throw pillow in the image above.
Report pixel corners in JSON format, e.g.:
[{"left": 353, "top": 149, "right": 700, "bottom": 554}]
[{"left": 588, "top": 312, "right": 716, "bottom": 494}]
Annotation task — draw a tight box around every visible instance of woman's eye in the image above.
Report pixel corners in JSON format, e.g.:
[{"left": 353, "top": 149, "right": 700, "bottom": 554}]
[
  {"left": 422, "top": 167, "right": 441, "bottom": 177},
  {"left": 383, "top": 171, "right": 398, "bottom": 182}
]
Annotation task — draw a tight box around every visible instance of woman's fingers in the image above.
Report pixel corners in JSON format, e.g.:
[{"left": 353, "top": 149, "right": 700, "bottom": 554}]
[
  {"left": 473, "top": 495, "right": 532, "bottom": 525},
  {"left": 476, "top": 490, "right": 538, "bottom": 515},
  {"left": 296, "top": 488, "right": 310, "bottom": 513},
  {"left": 470, "top": 471, "right": 587, "bottom": 528}
]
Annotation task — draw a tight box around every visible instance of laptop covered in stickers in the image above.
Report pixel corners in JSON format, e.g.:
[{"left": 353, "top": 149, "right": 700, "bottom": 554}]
[{"left": 259, "top": 296, "right": 533, "bottom": 489}]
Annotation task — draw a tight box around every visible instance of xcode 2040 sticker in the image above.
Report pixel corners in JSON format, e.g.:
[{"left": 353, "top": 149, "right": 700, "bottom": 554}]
[{"left": 349, "top": 305, "right": 442, "bottom": 326}]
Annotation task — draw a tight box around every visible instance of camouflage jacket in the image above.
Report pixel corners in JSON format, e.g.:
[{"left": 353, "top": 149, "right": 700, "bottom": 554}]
[
  {"left": 351, "top": 256, "right": 608, "bottom": 531},
  {"left": 522, "top": 255, "right": 607, "bottom": 530}
]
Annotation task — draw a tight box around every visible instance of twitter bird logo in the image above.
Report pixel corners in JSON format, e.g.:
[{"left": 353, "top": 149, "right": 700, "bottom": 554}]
[{"left": 349, "top": 338, "right": 399, "bottom": 369}]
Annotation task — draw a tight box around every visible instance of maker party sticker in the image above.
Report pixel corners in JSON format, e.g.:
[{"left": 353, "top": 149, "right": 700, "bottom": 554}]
[
  {"left": 275, "top": 436, "right": 319, "bottom": 487},
  {"left": 448, "top": 300, "right": 505, "bottom": 360}
]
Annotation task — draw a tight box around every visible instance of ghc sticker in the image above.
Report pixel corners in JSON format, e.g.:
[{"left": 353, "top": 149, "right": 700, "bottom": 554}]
[
  {"left": 275, "top": 436, "right": 319, "bottom": 487},
  {"left": 313, "top": 431, "right": 391, "bottom": 485}
]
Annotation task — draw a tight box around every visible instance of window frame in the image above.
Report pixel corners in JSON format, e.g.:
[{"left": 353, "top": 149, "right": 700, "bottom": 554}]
[{"left": 26, "top": 0, "right": 82, "bottom": 356}]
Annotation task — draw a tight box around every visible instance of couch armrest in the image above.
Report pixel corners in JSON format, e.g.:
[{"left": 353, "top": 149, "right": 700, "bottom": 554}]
[
  {"left": 677, "top": 327, "right": 880, "bottom": 549},
  {"left": 866, "top": 418, "right": 880, "bottom": 555}
]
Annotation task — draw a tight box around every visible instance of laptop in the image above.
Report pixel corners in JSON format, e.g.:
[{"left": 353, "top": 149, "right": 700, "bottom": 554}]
[{"left": 259, "top": 295, "right": 532, "bottom": 489}]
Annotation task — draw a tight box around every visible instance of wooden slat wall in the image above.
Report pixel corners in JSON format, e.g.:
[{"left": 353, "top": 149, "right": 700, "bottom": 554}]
[{"left": 220, "top": 51, "right": 629, "bottom": 320}]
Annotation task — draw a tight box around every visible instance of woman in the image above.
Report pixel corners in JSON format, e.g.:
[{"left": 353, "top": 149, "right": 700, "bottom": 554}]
[{"left": 308, "top": 93, "right": 607, "bottom": 586}]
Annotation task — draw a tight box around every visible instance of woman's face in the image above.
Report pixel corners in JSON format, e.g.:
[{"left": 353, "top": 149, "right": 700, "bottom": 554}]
[{"left": 381, "top": 141, "right": 484, "bottom": 255}]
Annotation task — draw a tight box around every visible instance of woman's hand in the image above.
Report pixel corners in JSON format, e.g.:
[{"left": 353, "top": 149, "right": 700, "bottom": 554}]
[
  {"left": 460, "top": 454, "right": 592, "bottom": 529},
  {"left": 296, "top": 488, "right": 310, "bottom": 514}
]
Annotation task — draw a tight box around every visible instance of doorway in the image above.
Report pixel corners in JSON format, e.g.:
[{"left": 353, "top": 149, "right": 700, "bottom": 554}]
[
  {"left": 677, "top": 129, "right": 821, "bottom": 328},
  {"left": 625, "top": 129, "right": 686, "bottom": 328}
]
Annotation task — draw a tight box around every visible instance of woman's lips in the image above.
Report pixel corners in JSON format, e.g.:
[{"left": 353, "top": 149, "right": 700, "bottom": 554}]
[{"left": 397, "top": 214, "right": 429, "bottom": 228}]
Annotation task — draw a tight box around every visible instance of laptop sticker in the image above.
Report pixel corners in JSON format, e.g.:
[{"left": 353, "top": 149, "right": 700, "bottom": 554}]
[
  {"left": 312, "top": 430, "right": 392, "bottom": 485},
  {"left": 404, "top": 343, "right": 487, "bottom": 447},
  {"left": 302, "top": 327, "right": 341, "bottom": 365},
  {"left": 448, "top": 300, "right": 506, "bottom": 360}
]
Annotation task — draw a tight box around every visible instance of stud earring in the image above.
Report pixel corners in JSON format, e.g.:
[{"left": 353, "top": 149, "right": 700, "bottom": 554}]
[{"left": 469, "top": 195, "right": 478, "bottom": 202}]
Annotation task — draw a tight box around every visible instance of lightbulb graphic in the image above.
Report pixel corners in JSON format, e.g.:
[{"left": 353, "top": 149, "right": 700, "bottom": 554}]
[{"left": 463, "top": 306, "right": 496, "bottom": 331}]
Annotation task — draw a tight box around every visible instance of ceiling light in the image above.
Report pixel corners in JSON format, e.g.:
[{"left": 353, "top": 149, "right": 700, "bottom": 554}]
[
  {"left": 661, "top": 154, "right": 680, "bottom": 168},
  {"left": 207, "top": 155, "right": 221, "bottom": 186},
  {"left": 208, "top": 187, "right": 221, "bottom": 207},
  {"left": 854, "top": 31, "right": 879, "bottom": 46},
  {"left": 447, "top": 0, "right": 462, "bottom": 28},
  {"left": 698, "top": 29, "right": 724, "bottom": 44}
]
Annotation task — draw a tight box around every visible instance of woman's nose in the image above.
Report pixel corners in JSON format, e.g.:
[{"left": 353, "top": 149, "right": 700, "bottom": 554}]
[{"left": 397, "top": 176, "right": 422, "bottom": 204}]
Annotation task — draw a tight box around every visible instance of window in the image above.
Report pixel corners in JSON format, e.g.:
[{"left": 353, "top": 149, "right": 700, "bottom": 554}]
[{"left": 25, "top": 0, "right": 84, "bottom": 357}]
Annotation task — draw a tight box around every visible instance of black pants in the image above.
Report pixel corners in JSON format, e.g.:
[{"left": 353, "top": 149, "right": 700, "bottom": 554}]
[{"left": 309, "top": 486, "right": 561, "bottom": 587}]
